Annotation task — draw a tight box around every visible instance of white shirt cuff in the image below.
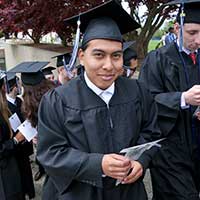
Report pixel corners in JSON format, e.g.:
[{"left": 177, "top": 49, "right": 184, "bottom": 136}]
[{"left": 181, "top": 93, "right": 190, "bottom": 109}]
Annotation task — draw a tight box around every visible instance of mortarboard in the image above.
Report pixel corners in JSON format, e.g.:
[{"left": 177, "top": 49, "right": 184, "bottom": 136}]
[
  {"left": 52, "top": 53, "right": 74, "bottom": 78},
  {"left": 9, "top": 62, "right": 49, "bottom": 86},
  {"left": 123, "top": 41, "right": 137, "bottom": 67},
  {"left": 42, "top": 66, "right": 56, "bottom": 76},
  {"left": 64, "top": 0, "right": 140, "bottom": 47},
  {"left": 64, "top": 0, "right": 140, "bottom": 77},
  {"left": 52, "top": 53, "right": 71, "bottom": 68},
  {"left": 167, "top": 0, "right": 200, "bottom": 51}
]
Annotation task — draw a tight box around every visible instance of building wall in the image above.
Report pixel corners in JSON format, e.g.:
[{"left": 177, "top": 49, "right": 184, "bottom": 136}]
[{"left": 3, "top": 41, "right": 66, "bottom": 70}]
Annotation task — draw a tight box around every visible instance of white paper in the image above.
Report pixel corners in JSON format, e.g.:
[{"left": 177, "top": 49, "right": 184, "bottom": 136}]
[
  {"left": 116, "top": 138, "right": 165, "bottom": 185},
  {"left": 17, "top": 120, "right": 37, "bottom": 142},
  {"left": 9, "top": 113, "right": 22, "bottom": 132}
]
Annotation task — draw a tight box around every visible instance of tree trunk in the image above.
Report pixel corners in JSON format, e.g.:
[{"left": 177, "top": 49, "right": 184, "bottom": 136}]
[
  {"left": 25, "top": 30, "right": 41, "bottom": 44},
  {"left": 32, "top": 37, "right": 40, "bottom": 44},
  {"left": 57, "top": 33, "right": 68, "bottom": 47},
  {"left": 127, "top": 2, "right": 168, "bottom": 66}
]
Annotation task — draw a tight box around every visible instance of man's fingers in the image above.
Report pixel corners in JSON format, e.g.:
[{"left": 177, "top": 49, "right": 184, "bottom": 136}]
[{"left": 122, "top": 161, "right": 143, "bottom": 184}]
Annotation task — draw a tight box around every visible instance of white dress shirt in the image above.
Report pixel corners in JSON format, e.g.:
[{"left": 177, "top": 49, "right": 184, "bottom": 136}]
[
  {"left": 6, "top": 94, "right": 16, "bottom": 105},
  {"left": 84, "top": 72, "right": 115, "bottom": 106},
  {"left": 176, "top": 41, "right": 198, "bottom": 109}
]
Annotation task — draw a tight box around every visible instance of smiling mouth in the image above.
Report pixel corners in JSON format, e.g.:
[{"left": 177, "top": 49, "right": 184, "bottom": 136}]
[{"left": 100, "top": 75, "right": 114, "bottom": 81}]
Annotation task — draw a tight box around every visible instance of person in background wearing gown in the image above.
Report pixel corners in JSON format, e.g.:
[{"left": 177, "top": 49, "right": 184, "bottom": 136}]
[
  {"left": 0, "top": 70, "right": 25, "bottom": 200},
  {"left": 6, "top": 72, "right": 35, "bottom": 199},
  {"left": 122, "top": 41, "right": 138, "bottom": 79},
  {"left": 139, "top": 1, "right": 200, "bottom": 200}
]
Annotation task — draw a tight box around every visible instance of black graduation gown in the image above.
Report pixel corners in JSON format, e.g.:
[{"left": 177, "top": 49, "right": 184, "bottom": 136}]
[
  {"left": 139, "top": 42, "right": 200, "bottom": 200},
  {"left": 0, "top": 113, "right": 23, "bottom": 200},
  {"left": 7, "top": 97, "right": 35, "bottom": 199},
  {"left": 37, "top": 75, "right": 161, "bottom": 200}
]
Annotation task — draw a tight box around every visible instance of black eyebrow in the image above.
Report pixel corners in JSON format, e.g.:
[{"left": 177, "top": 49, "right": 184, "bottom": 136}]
[
  {"left": 92, "top": 49, "right": 105, "bottom": 53},
  {"left": 112, "top": 50, "right": 123, "bottom": 54},
  {"left": 92, "top": 49, "right": 123, "bottom": 54}
]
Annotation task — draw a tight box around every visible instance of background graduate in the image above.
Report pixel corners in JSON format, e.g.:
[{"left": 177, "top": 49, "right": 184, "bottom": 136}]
[{"left": 139, "top": 1, "right": 200, "bottom": 199}]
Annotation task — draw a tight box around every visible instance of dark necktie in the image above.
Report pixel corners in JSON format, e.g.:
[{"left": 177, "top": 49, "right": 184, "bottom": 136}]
[{"left": 189, "top": 52, "right": 196, "bottom": 65}]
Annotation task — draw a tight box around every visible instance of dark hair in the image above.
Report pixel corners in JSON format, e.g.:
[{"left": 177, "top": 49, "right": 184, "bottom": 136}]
[
  {"left": 0, "top": 78, "right": 4, "bottom": 88},
  {"left": 81, "top": 43, "right": 89, "bottom": 51},
  {"left": 0, "top": 82, "right": 12, "bottom": 137},
  {"left": 22, "top": 79, "right": 56, "bottom": 128},
  {"left": 168, "top": 27, "right": 174, "bottom": 32}
]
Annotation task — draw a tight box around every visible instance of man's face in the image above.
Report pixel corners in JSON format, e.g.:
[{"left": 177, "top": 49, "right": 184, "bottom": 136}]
[
  {"left": 128, "top": 58, "right": 138, "bottom": 78},
  {"left": 45, "top": 74, "right": 54, "bottom": 82},
  {"left": 175, "top": 23, "right": 200, "bottom": 51},
  {"left": 79, "top": 39, "right": 123, "bottom": 90},
  {"left": 58, "top": 66, "right": 77, "bottom": 84}
]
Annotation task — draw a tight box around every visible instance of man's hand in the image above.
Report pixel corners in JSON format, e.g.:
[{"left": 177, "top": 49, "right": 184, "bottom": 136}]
[
  {"left": 102, "top": 154, "right": 131, "bottom": 181},
  {"left": 122, "top": 160, "right": 143, "bottom": 184},
  {"left": 15, "top": 132, "right": 25, "bottom": 142},
  {"left": 183, "top": 85, "right": 200, "bottom": 106},
  {"left": 195, "top": 111, "right": 200, "bottom": 121}
]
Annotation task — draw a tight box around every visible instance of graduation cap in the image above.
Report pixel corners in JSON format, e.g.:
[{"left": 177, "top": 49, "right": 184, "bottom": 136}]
[
  {"left": 123, "top": 41, "right": 137, "bottom": 67},
  {"left": 64, "top": 0, "right": 140, "bottom": 77},
  {"left": 42, "top": 66, "right": 56, "bottom": 76},
  {"left": 65, "top": 0, "right": 140, "bottom": 46},
  {"left": 170, "top": 0, "right": 200, "bottom": 24},
  {"left": 52, "top": 53, "right": 74, "bottom": 78},
  {"left": 167, "top": 0, "right": 200, "bottom": 51},
  {"left": 9, "top": 62, "right": 49, "bottom": 86},
  {"left": 52, "top": 53, "right": 71, "bottom": 68}
]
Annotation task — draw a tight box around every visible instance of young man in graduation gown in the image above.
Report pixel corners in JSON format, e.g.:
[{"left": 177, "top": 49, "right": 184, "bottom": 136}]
[
  {"left": 122, "top": 41, "right": 138, "bottom": 78},
  {"left": 139, "top": 1, "right": 200, "bottom": 200},
  {"left": 53, "top": 53, "right": 76, "bottom": 85},
  {"left": 42, "top": 66, "right": 56, "bottom": 82},
  {"left": 6, "top": 73, "right": 35, "bottom": 199},
  {"left": 37, "top": 1, "right": 161, "bottom": 200}
]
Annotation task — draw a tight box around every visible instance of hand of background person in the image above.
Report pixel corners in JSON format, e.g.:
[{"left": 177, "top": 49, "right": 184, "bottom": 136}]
[
  {"left": 32, "top": 136, "right": 38, "bottom": 144},
  {"left": 195, "top": 111, "right": 200, "bottom": 121},
  {"left": 121, "top": 160, "right": 143, "bottom": 184},
  {"left": 183, "top": 85, "right": 200, "bottom": 106},
  {"left": 15, "top": 132, "right": 25, "bottom": 142},
  {"left": 102, "top": 154, "right": 131, "bottom": 181}
]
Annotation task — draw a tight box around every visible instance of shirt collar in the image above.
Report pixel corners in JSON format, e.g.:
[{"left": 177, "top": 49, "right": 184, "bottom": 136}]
[
  {"left": 6, "top": 94, "right": 16, "bottom": 105},
  {"left": 84, "top": 72, "right": 115, "bottom": 97}
]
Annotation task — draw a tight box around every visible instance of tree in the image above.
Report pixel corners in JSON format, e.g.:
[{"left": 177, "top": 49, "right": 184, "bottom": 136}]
[
  {"left": 0, "top": 0, "right": 106, "bottom": 44},
  {"left": 124, "top": 0, "right": 177, "bottom": 62},
  {"left": 0, "top": 0, "right": 177, "bottom": 56}
]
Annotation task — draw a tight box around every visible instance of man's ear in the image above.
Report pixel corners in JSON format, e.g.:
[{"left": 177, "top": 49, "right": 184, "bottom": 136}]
[
  {"left": 174, "top": 22, "right": 180, "bottom": 36},
  {"left": 78, "top": 49, "right": 84, "bottom": 66}
]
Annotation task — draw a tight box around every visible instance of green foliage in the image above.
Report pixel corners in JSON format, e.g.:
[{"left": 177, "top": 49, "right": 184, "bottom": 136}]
[{"left": 148, "top": 40, "right": 160, "bottom": 52}]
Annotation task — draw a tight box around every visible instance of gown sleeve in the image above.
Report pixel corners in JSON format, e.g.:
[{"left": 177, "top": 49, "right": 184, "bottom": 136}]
[
  {"left": 37, "top": 89, "right": 104, "bottom": 195},
  {"left": 0, "top": 123, "right": 16, "bottom": 162},
  {"left": 139, "top": 50, "right": 182, "bottom": 136},
  {"left": 135, "top": 81, "right": 162, "bottom": 170}
]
